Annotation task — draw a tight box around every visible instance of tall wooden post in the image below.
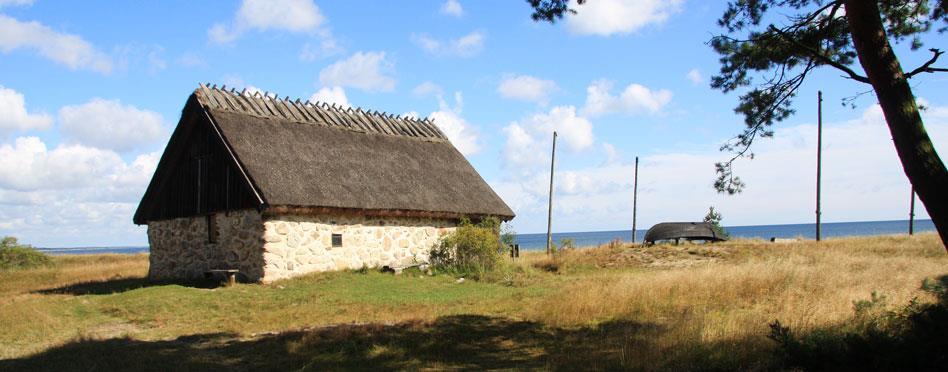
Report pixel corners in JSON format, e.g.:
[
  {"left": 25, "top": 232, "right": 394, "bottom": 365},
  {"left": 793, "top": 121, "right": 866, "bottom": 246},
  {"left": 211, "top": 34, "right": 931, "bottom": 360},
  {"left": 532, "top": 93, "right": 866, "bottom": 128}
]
[
  {"left": 632, "top": 156, "right": 639, "bottom": 244},
  {"left": 909, "top": 186, "right": 915, "bottom": 235},
  {"left": 816, "top": 91, "right": 823, "bottom": 242},
  {"left": 546, "top": 131, "right": 557, "bottom": 255}
]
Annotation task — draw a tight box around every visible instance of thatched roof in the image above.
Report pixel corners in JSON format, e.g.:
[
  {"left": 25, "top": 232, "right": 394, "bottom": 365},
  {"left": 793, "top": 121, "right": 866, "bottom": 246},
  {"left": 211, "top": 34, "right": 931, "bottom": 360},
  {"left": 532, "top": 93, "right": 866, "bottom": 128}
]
[
  {"left": 133, "top": 84, "right": 514, "bottom": 223},
  {"left": 643, "top": 222, "right": 727, "bottom": 243}
]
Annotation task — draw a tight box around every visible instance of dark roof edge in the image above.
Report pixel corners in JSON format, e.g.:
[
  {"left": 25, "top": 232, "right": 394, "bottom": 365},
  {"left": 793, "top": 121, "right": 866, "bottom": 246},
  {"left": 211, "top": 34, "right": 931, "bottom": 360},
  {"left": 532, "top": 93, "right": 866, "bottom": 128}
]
[
  {"left": 202, "top": 107, "right": 267, "bottom": 208},
  {"left": 264, "top": 205, "right": 515, "bottom": 221}
]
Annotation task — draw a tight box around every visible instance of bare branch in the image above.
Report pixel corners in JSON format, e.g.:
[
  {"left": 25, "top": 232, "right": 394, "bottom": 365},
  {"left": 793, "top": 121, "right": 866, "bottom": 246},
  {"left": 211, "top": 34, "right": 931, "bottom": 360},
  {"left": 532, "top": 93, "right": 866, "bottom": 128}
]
[
  {"left": 768, "top": 25, "right": 872, "bottom": 84},
  {"left": 906, "top": 48, "right": 947, "bottom": 78},
  {"left": 790, "top": 0, "right": 844, "bottom": 32},
  {"left": 841, "top": 88, "right": 875, "bottom": 109},
  {"left": 817, "top": 2, "right": 844, "bottom": 30}
]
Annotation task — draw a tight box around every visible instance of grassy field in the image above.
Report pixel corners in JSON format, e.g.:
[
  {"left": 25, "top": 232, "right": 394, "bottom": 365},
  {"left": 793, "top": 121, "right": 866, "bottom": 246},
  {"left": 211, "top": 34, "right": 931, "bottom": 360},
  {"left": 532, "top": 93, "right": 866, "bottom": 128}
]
[{"left": 0, "top": 234, "right": 945, "bottom": 370}]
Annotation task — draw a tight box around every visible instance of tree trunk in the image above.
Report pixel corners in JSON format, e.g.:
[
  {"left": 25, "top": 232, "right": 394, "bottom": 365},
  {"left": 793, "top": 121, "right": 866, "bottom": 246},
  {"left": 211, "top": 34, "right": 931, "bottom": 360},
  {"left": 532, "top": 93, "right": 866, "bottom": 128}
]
[{"left": 844, "top": 0, "right": 948, "bottom": 249}]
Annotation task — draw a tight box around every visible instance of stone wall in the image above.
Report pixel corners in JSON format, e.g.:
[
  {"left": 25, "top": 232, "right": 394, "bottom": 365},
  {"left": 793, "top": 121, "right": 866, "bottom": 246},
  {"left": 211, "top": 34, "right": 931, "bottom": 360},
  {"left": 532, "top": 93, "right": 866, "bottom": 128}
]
[
  {"left": 261, "top": 214, "right": 457, "bottom": 282},
  {"left": 147, "top": 209, "right": 265, "bottom": 281}
]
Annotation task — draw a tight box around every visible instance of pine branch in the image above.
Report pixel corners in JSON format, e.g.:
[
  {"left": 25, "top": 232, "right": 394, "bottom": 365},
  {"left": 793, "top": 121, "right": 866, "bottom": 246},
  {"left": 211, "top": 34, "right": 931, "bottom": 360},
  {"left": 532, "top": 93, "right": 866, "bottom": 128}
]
[
  {"left": 906, "top": 48, "right": 947, "bottom": 78},
  {"left": 768, "top": 25, "right": 871, "bottom": 84}
]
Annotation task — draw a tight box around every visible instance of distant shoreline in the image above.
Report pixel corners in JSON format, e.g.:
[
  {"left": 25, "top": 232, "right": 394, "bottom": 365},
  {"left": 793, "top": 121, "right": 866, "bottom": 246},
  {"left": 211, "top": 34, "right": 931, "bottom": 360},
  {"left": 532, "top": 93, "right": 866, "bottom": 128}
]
[
  {"left": 34, "top": 218, "right": 936, "bottom": 255},
  {"left": 517, "top": 218, "right": 936, "bottom": 236}
]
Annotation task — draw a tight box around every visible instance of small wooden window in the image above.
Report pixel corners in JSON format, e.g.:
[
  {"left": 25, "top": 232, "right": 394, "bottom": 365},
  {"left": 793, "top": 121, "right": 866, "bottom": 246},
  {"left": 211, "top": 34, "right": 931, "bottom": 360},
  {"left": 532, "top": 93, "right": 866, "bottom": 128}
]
[
  {"left": 207, "top": 214, "right": 218, "bottom": 243},
  {"left": 331, "top": 233, "right": 342, "bottom": 247}
]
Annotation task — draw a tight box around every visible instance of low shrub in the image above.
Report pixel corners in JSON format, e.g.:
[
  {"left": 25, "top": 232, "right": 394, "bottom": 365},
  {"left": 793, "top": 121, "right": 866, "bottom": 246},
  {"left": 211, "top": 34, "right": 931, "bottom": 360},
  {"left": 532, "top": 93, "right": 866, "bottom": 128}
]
[
  {"left": 430, "top": 218, "right": 504, "bottom": 279},
  {"left": 704, "top": 206, "right": 729, "bottom": 238},
  {"left": 532, "top": 257, "right": 560, "bottom": 273},
  {"left": 769, "top": 275, "right": 948, "bottom": 371},
  {"left": 0, "top": 236, "right": 53, "bottom": 271}
]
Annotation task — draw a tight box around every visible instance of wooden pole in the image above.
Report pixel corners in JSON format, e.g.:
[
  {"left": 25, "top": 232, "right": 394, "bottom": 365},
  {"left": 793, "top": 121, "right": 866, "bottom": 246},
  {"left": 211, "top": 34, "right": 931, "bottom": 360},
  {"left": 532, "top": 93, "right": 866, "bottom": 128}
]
[
  {"left": 632, "top": 156, "right": 639, "bottom": 243},
  {"left": 909, "top": 186, "right": 915, "bottom": 235},
  {"left": 816, "top": 91, "right": 823, "bottom": 242},
  {"left": 546, "top": 131, "right": 557, "bottom": 255}
]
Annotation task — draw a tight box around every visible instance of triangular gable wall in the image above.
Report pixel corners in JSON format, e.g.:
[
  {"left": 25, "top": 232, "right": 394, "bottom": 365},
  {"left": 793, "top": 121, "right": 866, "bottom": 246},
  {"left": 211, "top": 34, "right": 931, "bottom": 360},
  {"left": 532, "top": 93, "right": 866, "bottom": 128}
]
[{"left": 133, "top": 96, "right": 263, "bottom": 224}]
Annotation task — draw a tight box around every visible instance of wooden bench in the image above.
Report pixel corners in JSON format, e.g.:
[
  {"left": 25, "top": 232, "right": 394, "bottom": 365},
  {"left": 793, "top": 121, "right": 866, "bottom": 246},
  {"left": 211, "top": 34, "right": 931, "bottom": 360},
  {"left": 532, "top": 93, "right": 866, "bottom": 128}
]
[{"left": 205, "top": 269, "right": 239, "bottom": 286}]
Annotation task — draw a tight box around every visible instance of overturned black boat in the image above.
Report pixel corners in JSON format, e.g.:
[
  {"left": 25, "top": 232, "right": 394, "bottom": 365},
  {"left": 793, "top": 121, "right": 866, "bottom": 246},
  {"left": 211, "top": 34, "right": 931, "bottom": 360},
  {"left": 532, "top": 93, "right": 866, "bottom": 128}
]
[{"left": 644, "top": 222, "right": 727, "bottom": 244}]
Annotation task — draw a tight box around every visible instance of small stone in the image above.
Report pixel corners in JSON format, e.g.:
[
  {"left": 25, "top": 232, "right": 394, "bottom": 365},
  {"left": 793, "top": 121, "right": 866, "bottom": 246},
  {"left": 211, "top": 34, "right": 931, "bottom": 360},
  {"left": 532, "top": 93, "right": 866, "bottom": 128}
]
[
  {"left": 263, "top": 233, "right": 282, "bottom": 243},
  {"left": 455, "top": 278, "right": 465, "bottom": 284}
]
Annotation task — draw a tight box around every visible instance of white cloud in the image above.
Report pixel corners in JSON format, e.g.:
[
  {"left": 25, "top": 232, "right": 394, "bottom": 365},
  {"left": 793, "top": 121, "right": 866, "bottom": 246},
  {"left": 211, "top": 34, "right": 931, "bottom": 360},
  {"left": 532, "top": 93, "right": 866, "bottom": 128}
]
[
  {"left": 492, "top": 104, "right": 947, "bottom": 234},
  {"left": 412, "top": 81, "right": 443, "bottom": 97},
  {"left": 299, "top": 36, "right": 343, "bottom": 61},
  {"left": 0, "top": 85, "right": 52, "bottom": 137},
  {"left": 0, "top": 0, "right": 33, "bottom": 8},
  {"left": 237, "top": 0, "right": 323, "bottom": 31},
  {"left": 147, "top": 47, "right": 166, "bottom": 74},
  {"left": 429, "top": 92, "right": 480, "bottom": 155},
  {"left": 58, "top": 99, "right": 166, "bottom": 152},
  {"left": 502, "top": 106, "right": 594, "bottom": 175},
  {"left": 497, "top": 74, "right": 559, "bottom": 105},
  {"left": 240, "top": 85, "right": 278, "bottom": 99},
  {"left": 582, "top": 79, "right": 671, "bottom": 117},
  {"left": 208, "top": 0, "right": 328, "bottom": 43},
  {"left": 308, "top": 86, "right": 350, "bottom": 108},
  {"left": 0, "top": 14, "right": 113, "bottom": 73},
  {"left": 0, "top": 136, "right": 158, "bottom": 201},
  {"left": 319, "top": 51, "right": 396, "bottom": 92},
  {"left": 602, "top": 142, "right": 619, "bottom": 164},
  {"left": 0, "top": 136, "right": 158, "bottom": 246},
  {"left": 567, "top": 0, "right": 682, "bottom": 36},
  {"left": 440, "top": 0, "right": 463, "bottom": 17},
  {"left": 412, "top": 31, "right": 485, "bottom": 57},
  {"left": 0, "top": 137, "right": 122, "bottom": 191},
  {"left": 176, "top": 52, "right": 207, "bottom": 68},
  {"left": 207, "top": 23, "right": 238, "bottom": 44},
  {"left": 686, "top": 69, "right": 703, "bottom": 85}
]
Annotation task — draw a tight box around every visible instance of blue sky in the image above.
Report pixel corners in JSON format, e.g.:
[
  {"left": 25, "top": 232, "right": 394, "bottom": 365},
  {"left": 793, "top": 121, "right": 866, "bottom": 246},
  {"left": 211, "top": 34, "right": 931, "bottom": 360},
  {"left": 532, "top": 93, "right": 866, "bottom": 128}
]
[{"left": 0, "top": 0, "right": 945, "bottom": 247}]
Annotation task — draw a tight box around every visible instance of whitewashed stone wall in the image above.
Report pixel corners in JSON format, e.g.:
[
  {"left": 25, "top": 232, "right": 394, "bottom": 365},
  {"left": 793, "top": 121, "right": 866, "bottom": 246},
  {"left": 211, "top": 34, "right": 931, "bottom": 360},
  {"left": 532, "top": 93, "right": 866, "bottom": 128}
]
[
  {"left": 261, "top": 214, "right": 456, "bottom": 282},
  {"left": 148, "top": 210, "right": 457, "bottom": 283},
  {"left": 147, "top": 209, "right": 265, "bottom": 281}
]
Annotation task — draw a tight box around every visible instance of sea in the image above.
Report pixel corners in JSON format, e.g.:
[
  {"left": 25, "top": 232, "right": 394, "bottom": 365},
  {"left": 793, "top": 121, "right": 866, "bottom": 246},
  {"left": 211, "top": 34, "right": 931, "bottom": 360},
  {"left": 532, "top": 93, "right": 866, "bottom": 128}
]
[{"left": 36, "top": 219, "right": 936, "bottom": 255}]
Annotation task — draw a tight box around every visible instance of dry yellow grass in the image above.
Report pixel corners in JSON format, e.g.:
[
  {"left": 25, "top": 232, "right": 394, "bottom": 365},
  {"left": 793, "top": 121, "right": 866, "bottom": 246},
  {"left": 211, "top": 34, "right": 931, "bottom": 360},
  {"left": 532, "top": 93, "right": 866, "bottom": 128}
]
[
  {"left": 0, "top": 233, "right": 944, "bottom": 370},
  {"left": 0, "top": 254, "right": 148, "bottom": 300},
  {"left": 517, "top": 233, "right": 946, "bottom": 367}
]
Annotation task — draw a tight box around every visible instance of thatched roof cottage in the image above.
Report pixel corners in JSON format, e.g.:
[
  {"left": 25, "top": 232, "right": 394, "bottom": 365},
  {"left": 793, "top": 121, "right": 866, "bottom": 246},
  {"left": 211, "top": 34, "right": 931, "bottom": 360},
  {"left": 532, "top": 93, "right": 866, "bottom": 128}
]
[{"left": 134, "top": 84, "right": 514, "bottom": 282}]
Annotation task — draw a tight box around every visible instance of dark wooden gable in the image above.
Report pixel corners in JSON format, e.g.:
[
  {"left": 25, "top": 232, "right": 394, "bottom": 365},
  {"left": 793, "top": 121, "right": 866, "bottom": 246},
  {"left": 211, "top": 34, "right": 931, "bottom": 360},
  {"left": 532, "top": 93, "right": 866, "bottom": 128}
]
[{"left": 133, "top": 95, "right": 264, "bottom": 224}]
